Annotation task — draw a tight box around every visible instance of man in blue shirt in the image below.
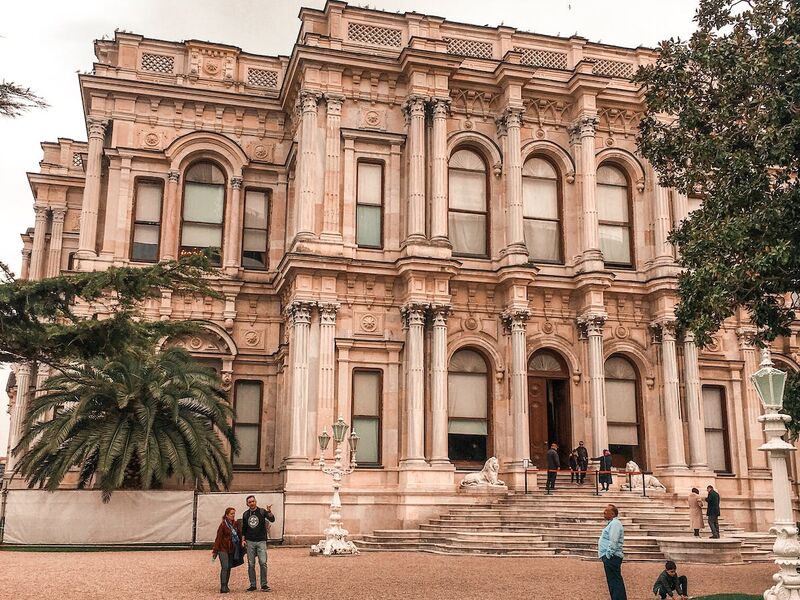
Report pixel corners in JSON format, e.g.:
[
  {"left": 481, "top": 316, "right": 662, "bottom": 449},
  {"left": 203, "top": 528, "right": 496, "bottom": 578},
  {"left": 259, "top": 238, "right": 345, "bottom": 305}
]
[{"left": 598, "top": 503, "right": 627, "bottom": 600}]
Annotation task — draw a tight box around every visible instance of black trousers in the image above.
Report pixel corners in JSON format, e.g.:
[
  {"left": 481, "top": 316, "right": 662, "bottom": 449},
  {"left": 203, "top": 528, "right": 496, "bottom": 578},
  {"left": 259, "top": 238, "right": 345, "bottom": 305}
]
[
  {"left": 601, "top": 555, "right": 628, "bottom": 600},
  {"left": 656, "top": 575, "right": 688, "bottom": 599},
  {"left": 709, "top": 515, "right": 720, "bottom": 538},
  {"left": 546, "top": 470, "right": 557, "bottom": 490},
  {"left": 578, "top": 461, "right": 588, "bottom": 482}
]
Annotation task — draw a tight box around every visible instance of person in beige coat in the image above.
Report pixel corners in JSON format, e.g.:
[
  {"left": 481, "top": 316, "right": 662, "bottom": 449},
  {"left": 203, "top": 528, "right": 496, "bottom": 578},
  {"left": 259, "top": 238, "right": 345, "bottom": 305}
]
[{"left": 688, "top": 487, "right": 704, "bottom": 537}]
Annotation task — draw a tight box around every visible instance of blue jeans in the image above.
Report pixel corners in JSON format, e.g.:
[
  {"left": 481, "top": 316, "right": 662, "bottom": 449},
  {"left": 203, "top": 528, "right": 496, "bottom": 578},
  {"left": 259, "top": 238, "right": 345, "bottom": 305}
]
[{"left": 246, "top": 540, "right": 268, "bottom": 588}]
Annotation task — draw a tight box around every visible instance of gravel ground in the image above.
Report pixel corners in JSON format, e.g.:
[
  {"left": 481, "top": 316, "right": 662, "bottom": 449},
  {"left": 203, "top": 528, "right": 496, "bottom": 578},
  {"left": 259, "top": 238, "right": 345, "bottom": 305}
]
[{"left": 0, "top": 547, "right": 777, "bottom": 600}]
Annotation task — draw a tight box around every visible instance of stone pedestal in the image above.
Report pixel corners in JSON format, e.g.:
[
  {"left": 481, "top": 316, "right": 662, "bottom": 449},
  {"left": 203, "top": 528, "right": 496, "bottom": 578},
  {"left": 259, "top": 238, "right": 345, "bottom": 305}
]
[{"left": 657, "top": 537, "right": 743, "bottom": 564}]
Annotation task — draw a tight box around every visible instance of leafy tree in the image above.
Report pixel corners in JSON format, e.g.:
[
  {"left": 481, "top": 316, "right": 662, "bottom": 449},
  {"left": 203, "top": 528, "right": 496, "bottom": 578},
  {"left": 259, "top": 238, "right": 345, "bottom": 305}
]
[
  {"left": 635, "top": 0, "right": 800, "bottom": 348},
  {"left": 14, "top": 346, "right": 239, "bottom": 500},
  {"left": 0, "top": 81, "right": 47, "bottom": 118}
]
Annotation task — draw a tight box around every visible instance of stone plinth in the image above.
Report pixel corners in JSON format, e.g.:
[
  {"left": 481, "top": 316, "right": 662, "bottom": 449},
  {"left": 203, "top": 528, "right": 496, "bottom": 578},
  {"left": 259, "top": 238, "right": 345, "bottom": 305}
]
[{"left": 657, "top": 537, "right": 743, "bottom": 564}]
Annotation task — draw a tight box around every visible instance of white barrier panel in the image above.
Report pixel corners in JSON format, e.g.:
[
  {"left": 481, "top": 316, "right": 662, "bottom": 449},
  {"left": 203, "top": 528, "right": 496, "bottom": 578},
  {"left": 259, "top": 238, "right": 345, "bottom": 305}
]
[
  {"left": 195, "top": 492, "right": 284, "bottom": 543},
  {"left": 4, "top": 489, "right": 194, "bottom": 545}
]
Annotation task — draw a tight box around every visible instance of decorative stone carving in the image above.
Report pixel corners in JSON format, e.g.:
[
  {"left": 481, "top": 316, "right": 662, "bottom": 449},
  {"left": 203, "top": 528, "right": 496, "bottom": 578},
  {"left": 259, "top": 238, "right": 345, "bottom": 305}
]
[
  {"left": 360, "top": 314, "right": 377, "bottom": 332},
  {"left": 501, "top": 309, "right": 529, "bottom": 334},
  {"left": 614, "top": 325, "right": 629, "bottom": 339},
  {"left": 319, "top": 302, "right": 339, "bottom": 325},
  {"left": 542, "top": 321, "right": 555, "bottom": 334},
  {"left": 252, "top": 143, "right": 274, "bottom": 161},
  {"left": 567, "top": 115, "right": 599, "bottom": 141},
  {"left": 244, "top": 330, "right": 261, "bottom": 347},
  {"left": 87, "top": 117, "right": 108, "bottom": 141},
  {"left": 576, "top": 312, "right": 606, "bottom": 338},
  {"left": 286, "top": 301, "right": 314, "bottom": 325},
  {"left": 460, "top": 457, "right": 506, "bottom": 487},
  {"left": 400, "top": 303, "right": 428, "bottom": 329},
  {"left": 463, "top": 316, "right": 479, "bottom": 331},
  {"left": 220, "top": 371, "right": 232, "bottom": 391},
  {"left": 619, "top": 461, "right": 667, "bottom": 491},
  {"left": 144, "top": 132, "right": 160, "bottom": 148},
  {"left": 359, "top": 108, "right": 386, "bottom": 130}
]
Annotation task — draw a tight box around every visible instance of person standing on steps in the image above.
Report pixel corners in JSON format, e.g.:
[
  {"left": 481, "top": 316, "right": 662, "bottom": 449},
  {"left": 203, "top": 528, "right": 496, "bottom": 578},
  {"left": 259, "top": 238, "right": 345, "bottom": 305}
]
[
  {"left": 569, "top": 449, "right": 579, "bottom": 483},
  {"left": 598, "top": 503, "right": 627, "bottom": 600},
  {"left": 706, "top": 485, "right": 721, "bottom": 538},
  {"left": 242, "top": 495, "right": 276, "bottom": 592},
  {"left": 546, "top": 442, "right": 560, "bottom": 492},
  {"left": 593, "top": 449, "right": 614, "bottom": 491},
  {"left": 576, "top": 440, "right": 589, "bottom": 484},
  {"left": 688, "top": 487, "right": 704, "bottom": 537}
]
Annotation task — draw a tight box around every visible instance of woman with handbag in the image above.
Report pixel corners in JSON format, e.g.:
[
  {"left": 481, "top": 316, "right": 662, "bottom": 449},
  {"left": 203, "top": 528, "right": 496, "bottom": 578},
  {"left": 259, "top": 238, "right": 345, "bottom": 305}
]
[{"left": 212, "top": 507, "right": 245, "bottom": 593}]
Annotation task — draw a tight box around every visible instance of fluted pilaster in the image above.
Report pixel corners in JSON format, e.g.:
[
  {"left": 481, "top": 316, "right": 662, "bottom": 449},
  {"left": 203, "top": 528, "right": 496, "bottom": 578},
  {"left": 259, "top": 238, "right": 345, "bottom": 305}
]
[
  {"left": 286, "top": 301, "right": 314, "bottom": 463},
  {"left": 569, "top": 115, "right": 602, "bottom": 265},
  {"left": 161, "top": 170, "right": 181, "bottom": 261},
  {"left": 652, "top": 319, "right": 687, "bottom": 468},
  {"left": 29, "top": 206, "right": 49, "bottom": 281},
  {"left": 6, "top": 363, "right": 32, "bottom": 474},
  {"left": 401, "top": 303, "right": 427, "bottom": 465},
  {"left": 296, "top": 90, "right": 321, "bottom": 239},
  {"left": 503, "top": 309, "right": 530, "bottom": 465},
  {"left": 46, "top": 208, "right": 66, "bottom": 277},
  {"left": 578, "top": 313, "right": 607, "bottom": 456},
  {"left": 498, "top": 108, "right": 527, "bottom": 256},
  {"left": 322, "top": 94, "right": 344, "bottom": 240},
  {"left": 430, "top": 305, "right": 451, "bottom": 464},
  {"left": 683, "top": 331, "right": 709, "bottom": 468},
  {"left": 738, "top": 328, "right": 769, "bottom": 470},
  {"left": 224, "top": 176, "right": 244, "bottom": 269},
  {"left": 403, "top": 96, "right": 427, "bottom": 244},
  {"left": 430, "top": 99, "right": 450, "bottom": 245},
  {"left": 77, "top": 117, "right": 108, "bottom": 259}
]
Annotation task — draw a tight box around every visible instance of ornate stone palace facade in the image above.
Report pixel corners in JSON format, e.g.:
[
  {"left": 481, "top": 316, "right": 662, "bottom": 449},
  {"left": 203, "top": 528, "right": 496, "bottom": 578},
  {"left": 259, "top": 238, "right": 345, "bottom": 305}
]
[{"left": 5, "top": 1, "right": 796, "bottom": 539}]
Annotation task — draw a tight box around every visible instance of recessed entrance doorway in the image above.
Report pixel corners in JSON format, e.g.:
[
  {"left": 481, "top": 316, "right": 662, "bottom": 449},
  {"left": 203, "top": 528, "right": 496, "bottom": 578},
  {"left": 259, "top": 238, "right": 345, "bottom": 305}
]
[{"left": 528, "top": 350, "right": 572, "bottom": 469}]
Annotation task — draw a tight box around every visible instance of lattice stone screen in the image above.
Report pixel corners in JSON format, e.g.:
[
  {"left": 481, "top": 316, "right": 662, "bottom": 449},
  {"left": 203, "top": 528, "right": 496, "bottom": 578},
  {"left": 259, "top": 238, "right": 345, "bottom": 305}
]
[
  {"left": 247, "top": 68, "right": 279, "bottom": 88},
  {"left": 514, "top": 47, "right": 568, "bottom": 70},
  {"left": 347, "top": 22, "right": 402, "bottom": 47},
  {"left": 592, "top": 59, "right": 634, "bottom": 79},
  {"left": 444, "top": 37, "right": 493, "bottom": 59},
  {"left": 141, "top": 53, "right": 175, "bottom": 74},
  {"left": 72, "top": 153, "right": 83, "bottom": 168}
]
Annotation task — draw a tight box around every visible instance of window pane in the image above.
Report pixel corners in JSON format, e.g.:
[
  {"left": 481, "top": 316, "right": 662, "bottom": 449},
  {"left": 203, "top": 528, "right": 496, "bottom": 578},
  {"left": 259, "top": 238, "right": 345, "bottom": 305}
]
[
  {"left": 357, "top": 204, "right": 382, "bottom": 247},
  {"left": 233, "top": 424, "right": 259, "bottom": 466},
  {"left": 450, "top": 350, "right": 488, "bottom": 373},
  {"left": 529, "top": 351, "right": 566, "bottom": 374},
  {"left": 187, "top": 162, "right": 225, "bottom": 184},
  {"left": 353, "top": 371, "right": 380, "bottom": 416},
  {"left": 357, "top": 163, "right": 383, "bottom": 206},
  {"left": 448, "top": 373, "right": 487, "bottom": 419},
  {"left": 182, "top": 223, "right": 222, "bottom": 247},
  {"left": 706, "top": 431, "right": 727, "bottom": 471},
  {"left": 598, "top": 184, "right": 629, "bottom": 221},
  {"left": 449, "top": 170, "right": 486, "bottom": 211},
  {"left": 608, "top": 424, "right": 639, "bottom": 445},
  {"left": 597, "top": 165, "right": 627, "bottom": 186},
  {"left": 242, "top": 250, "right": 266, "bottom": 269},
  {"left": 448, "top": 433, "right": 487, "bottom": 462},
  {"left": 522, "top": 157, "right": 557, "bottom": 179},
  {"left": 184, "top": 183, "right": 224, "bottom": 223},
  {"left": 135, "top": 183, "right": 162, "bottom": 222},
  {"left": 702, "top": 387, "right": 724, "bottom": 429},
  {"left": 244, "top": 191, "right": 268, "bottom": 228},
  {"left": 131, "top": 224, "right": 159, "bottom": 262},
  {"left": 243, "top": 229, "right": 267, "bottom": 252},
  {"left": 449, "top": 212, "right": 486, "bottom": 255},
  {"left": 605, "top": 357, "right": 637, "bottom": 380},
  {"left": 524, "top": 219, "right": 561, "bottom": 262},
  {"left": 450, "top": 150, "right": 485, "bottom": 171},
  {"left": 448, "top": 420, "right": 488, "bottom": 435},
  {"left": 353, "top": 416, "right": 379, "bottom": 463},
  {"left": 235, "top": 382, "right": 261, "bottom": 423},
  {"left": 600, "top": 225, "right": 631, "bottom": 264},
  {"left": 606, "top": 380, "right": 637, "bottom": 423},
  {"left": 523, "top": 178, "right": 558, "bottom": 219}
]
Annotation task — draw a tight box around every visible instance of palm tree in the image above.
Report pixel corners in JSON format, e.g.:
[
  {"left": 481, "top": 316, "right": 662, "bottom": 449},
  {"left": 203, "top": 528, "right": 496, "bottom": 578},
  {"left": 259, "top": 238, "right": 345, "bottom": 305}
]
[{"left": 13, "top": 347, "right": 239, "bottom": 501}]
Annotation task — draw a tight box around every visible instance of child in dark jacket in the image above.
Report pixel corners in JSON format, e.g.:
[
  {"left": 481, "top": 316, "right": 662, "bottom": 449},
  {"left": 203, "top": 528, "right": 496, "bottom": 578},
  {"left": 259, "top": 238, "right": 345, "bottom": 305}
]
[{"left": 653, "top": 561, "right": 688, "bottom": 599}]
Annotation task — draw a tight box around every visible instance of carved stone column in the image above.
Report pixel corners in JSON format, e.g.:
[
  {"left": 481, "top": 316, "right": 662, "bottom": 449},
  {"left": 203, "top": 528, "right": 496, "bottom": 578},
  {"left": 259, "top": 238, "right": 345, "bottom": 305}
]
[
  {"left": 286, "top": 301, "right": 314, "bottom": 463},
  {"left": 6, "top": 363, "right": 31, "bottom": 474},
  {"left": 403, "top": 96, "right": 427, "bottom": 245},
  {"left": 653, "top": 183, "right": 674, "bottom": 262},
  {"left": 683, "top": 331, "right": 709, "bottom": 469},
  {"left": 652, "top": 319, "right": 687, "bottom": 468},
  {"left": 322, "top": 94, "right": 344, "bottom": 241},
  {"left": 296, "top": 90, "right": 321, "bottom": 240},
  {"left": 430, "top": 99, "right": 450, "bottom": 245},
  {"left": 46, "top": 208, "right": 66, "bottom": 277},
  {"left": 29, "top": 206, "right": 49, "bottom": 281},
  {"left": 569, "top": 115, "right": 602, "bottom": 265},
  {"left": 317, "top": 303, "right": 339, "bottom": 448},
  {"left": 77, "top": 117, "right": 108, "bottom": 259},
  {"left": 738, "top": 328, "right": 769, "bottom": 471},
  {"left": 224, "top": 176, "right": 243, "bottom": 270},
  {"left": 161, "top": 170, "right": 181, "bottom": 261},
  {"left": 499, "top": 108, "right": 527, "bottom": 256},
  {"left": 503, "top": 309, "right": 531, "bottom": 465},
  {"left": 401, "top": 304, "right": 427, "bottom": 465},
  {"left": 578, "top": 313, "right": 608, "bottom": 456},
  {"left": 20, "top": 248, "right": 32, "bottom": 280},
  {"left": 430, "top": 305, "right": 451, "bottom": 465}
]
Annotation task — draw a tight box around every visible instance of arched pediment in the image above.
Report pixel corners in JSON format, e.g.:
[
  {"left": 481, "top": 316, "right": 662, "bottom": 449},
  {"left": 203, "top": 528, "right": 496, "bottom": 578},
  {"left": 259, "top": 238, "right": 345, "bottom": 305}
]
[
  {"left": 595, "top": 147, "right": 646, "bottom": 192},
  {"left": 603, "top": 339, "right": 654, "bottom": 383},
  {"left": 161, "top": 320, "right": 238, "bottom": 357},
  {"left": 447, "top": 130, "right": 503, "bottom": 175},
  {"left": 520, "top": 139, "right": 576, "bottom": 179},
  {"left": 447, "top": 332, "right": 505, "bottom": 379},
  {"left": 165, "top": 131, "right": 249, "bottom": 177},
  {"left": 526, "top": 334, "right": 582, "bottom": 383}
]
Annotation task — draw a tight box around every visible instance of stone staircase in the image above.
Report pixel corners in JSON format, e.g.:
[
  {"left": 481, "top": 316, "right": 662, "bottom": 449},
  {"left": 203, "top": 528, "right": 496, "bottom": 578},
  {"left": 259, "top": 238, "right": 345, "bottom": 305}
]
[{"left": 355, "top": 476, "right": 775, "bottom": 562}]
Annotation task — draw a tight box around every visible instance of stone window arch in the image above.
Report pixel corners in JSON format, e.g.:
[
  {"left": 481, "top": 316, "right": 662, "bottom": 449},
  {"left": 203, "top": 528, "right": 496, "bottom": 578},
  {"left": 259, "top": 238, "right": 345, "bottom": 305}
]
[
  {"left": 597, "top": 164, "right": 633, "bottom": 267},
  {"left": 448, "top": 348, "right": 491, "bottom": 465},
  {"left": 448, "top": 149, "right": 489, "bottom": 257},
  {"left": 180, "top": 161, "right": 226, "bottom": 266},
  {"left": 522, "top": 156, "right": 563, "bottom": 263}
]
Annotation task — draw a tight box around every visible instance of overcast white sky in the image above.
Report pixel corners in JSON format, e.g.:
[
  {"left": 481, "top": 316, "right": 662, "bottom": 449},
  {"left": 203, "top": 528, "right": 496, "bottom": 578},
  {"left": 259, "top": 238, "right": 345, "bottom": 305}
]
[{"left": 0, "top": 0, "right": 700, "bottom": 455}]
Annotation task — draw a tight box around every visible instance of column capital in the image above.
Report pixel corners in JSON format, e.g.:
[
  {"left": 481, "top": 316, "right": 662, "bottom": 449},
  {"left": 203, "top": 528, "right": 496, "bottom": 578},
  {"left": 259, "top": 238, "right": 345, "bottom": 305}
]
[
  {"left": 318, "top": 302, "right": 340, "bottom": 324},
  {"left": 286, "top": 300, "right": 315, "bottom": 325},
  {"left": 736, "top": 326, "right": 758, "bottom": 350},
  {"left": 324, "top": 93, "right": 345, "bottom": 115},
  {"left": 33, "top": 205, "right": 49, "bottom": 221},
  {"left": 231, "top": 176, "right": 243, "bottom": 190},
  {"left": 401, "top": 303, "right": 428, "bottom": 328},
  {"left": 402, "top": 95, "right": 427, "bottom": 122},
  {"left": 168, "top": 170, "right": 181, "bottom": 183},
  {"left": 577, "top": 312, "right": 606, "bottom": 337},
  {"left": 430, "top": 304, "right": 452, "bottom": 326},
  {"left": 299, "top": 90, "right": 322, "bottom": 113},
  {"left": 51, "top": 207, "right": 67, "bottom": 223},
  {"left": 429, "top": 97, "right": 451, "bottom": 118},
  {"left": 650, "top": 318, "right": 678, "bottom": 342},
  {"left": 87, "top": 117, "right": 109, "bottom": 140},
  {"left": 501, "top": 309, "right": 530, "bottom": 334},
  {"left": 16, "top": 363, "right": 32, "bottom": 377},
  {"left": 568, "top": 114, "right": 599, "bottom": 142},
  {"left": 21, "top": 248, "right": 32, "bottom": 259}
]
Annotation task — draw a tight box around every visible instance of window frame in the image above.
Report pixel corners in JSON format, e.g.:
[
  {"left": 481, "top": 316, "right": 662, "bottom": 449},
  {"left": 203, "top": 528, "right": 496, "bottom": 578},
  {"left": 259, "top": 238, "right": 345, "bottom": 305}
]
[
  {"left": 241, "top": 187, "right": 271, "bottom": 270},
  {"left": 129, "top": 177, "right": 165, "bottom": 263},
  {"left": 232, "top": 379, "right": 263, "bottom": 470},
  {"left": 355, "top": 159, "right": 385, "bottom": 250},
  {"left": 603, "top": 354, "right": 646, "bottom": 468},
  {"left": 702, "top": 384, "right": 732, "bottom": 474},
  {"left": 597, "top": 162, "right": 634, "bottom": 268},
  {"left": 448, "top": 147, "right": 490, "bottom": 259},
  {"left": 522, "top": 155, "right": 564, "bottom": 264},
  {"left": 447, "top": 347, "right": 493, "bottom": 468},
  {"left": 178, "top": 160, "right": 227, "bottom": 266},
  {"left": 351, "top": 368, "right": 383, "bottom": 467}
]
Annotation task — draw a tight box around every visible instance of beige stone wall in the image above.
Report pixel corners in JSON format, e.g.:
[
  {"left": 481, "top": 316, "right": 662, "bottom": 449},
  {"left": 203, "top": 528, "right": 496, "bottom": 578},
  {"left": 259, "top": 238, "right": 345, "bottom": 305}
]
[{"left": 9, "top": 2, "right": 800, "bottom": 536}]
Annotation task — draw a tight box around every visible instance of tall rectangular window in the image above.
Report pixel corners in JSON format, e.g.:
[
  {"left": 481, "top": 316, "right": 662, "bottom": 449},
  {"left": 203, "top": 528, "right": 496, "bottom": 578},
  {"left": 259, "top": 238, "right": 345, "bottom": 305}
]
[
  {"left": 356, "top": 162, "right": 383, "bottom": 248},
  {"left": 131, "top": 180, "right": 163, "bottom": 262},
  {"left": 702, "top": 386, "right": 731, "bottom": 473},
  {"left": 242, "top": 189, "right": 269, "bottom": 269},
  {"left": 352, "top": 370, "right": 381, "bottom": 465},
  {"left": 233, "top": 380, "right": 262, "bottom": 468}
]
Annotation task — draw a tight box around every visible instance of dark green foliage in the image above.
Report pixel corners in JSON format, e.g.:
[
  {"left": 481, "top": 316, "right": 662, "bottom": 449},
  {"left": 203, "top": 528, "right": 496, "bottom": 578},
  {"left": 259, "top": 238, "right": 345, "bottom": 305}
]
[
  {"left": 0, "top": 81, "right": 47, "bottom": 118},
  {"left": 636, "top": 0, "right": 800, "bottom": 348},
  {"left": 14, "top": 347, "right": 239, "bottom": 501}
]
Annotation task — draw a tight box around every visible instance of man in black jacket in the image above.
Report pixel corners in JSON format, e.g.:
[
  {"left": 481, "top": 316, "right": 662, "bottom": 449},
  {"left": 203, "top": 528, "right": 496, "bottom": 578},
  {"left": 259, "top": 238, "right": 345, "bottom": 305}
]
[
  {"left": 652, "top": 560, "right": 688, "bottom": 599},
  {"left": 576, "top": 440, "right": 589, "bottom": 484},
  {"left": 706, "top": 485, "right": 721, "bottom": 538},
  {"left": 546, "top": 442, "right": 560, "bottom": 492},
  {"left": 242, "top": 495, "right": 276, "bottom": 592}
]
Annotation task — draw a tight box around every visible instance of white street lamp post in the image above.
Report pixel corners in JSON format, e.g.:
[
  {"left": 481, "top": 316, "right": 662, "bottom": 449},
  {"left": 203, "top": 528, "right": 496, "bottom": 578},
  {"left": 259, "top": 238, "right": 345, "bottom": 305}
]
[
  {"left": 310, "top": 416, "right": 360, "bottom": 556},
  {"left": 751, "top": 348, "right": 800, "bottom": 600}
]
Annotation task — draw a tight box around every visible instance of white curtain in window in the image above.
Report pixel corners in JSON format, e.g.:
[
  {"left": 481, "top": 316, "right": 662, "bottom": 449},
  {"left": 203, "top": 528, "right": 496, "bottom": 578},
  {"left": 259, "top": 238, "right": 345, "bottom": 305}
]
[
  {"left": 608, "top": 424, "right": 638, "bottom": 445},
  {"left": 702, "top": 387, "right": 724, "bottom": 428},
  {"left": 448, "top": 420, "right": 488, "bottom": 435},
  {"left": 449, "top": 170, "right": 486, "bottom": 212},
  {"left": 597, "top": 184, "right": 629, "bottom": 222},
  {"left": 357, "top": 163, "right": 382, "bottom": 205},
  {"left": 605, "top": 380, "right": 638, "bottom": 423},
  {"left": 523, "top": 178, "right": 558, "bottom": 219},
  {"left": 136, "top": 183, "right": 162, "bottom": 222},
  {"left": 448, "top": 213, "right": 486, "bottom": 255},
  {"left": 353, "top": 417, "right": 379, "bottom": 463},
  {"left": 243, "top": 230, "right": 267, "bottom": 253},
  {"left": 184, "top": 183, "right": 224, "bottom": 223},
  {"left": 357, "top": 205, "right": 381, "bottom": 247},
  {"left": 447, "top": 373, "right": 487, "bottom": 419},
  {"left": 182, "top": 223, "right": 222, "bottom": 247},
  {"left": 524, "top": 220, "right": 560, "bottom": 262},
  {"left": 353, "top": 372, "right": 380, "bottom": 416},
  {"left": 599, "top": 225, "right": 631, "bottom": 264},
  {"left": 234, "top": 426, "right": 259, "bottom": 466},
  {"left": 244, "top": 191, "right": 268, "bottom": 228},
  {"left": 235, "top": 382, "right": 261, "bottom": 422}
]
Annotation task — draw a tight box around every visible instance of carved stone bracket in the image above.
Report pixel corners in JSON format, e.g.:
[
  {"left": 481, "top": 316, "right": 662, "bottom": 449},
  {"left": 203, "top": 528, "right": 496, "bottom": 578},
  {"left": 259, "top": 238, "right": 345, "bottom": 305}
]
[
  {"left": 325, "top": 93, "right": 345, "bottom": 115},
  {"left": 231, "top": 176, "right": 243, "bottom": 190},
  {"left": 168, "top": 170, "right": 180, "bottom": 183},
  {"left": 87, "top": 117, "right": 109, "bottom": 140},
  {"left": 299, "top": 90, "right": 322, "bottom": 114}
]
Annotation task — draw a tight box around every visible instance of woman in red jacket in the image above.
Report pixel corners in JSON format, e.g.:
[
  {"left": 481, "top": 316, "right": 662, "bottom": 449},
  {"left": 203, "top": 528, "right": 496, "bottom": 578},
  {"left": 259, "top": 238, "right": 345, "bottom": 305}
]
[{"left": 212, "top": 507, "right": 244, "bottom": 593}]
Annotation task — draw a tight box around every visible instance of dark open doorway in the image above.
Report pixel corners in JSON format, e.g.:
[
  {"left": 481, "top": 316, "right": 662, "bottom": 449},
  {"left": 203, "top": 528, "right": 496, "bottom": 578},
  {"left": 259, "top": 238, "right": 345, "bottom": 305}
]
[{"left": 528, "top": 350, "right": 572, "bottom": 469}]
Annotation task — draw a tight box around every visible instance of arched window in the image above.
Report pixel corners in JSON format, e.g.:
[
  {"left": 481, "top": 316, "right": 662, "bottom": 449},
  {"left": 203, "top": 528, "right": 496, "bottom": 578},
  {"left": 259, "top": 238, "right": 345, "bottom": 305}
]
[
  {"left": 448, "top": 349, "right": 490, "bottom": 464},
  {"left": 522, "top": 157, "right": 562, "bottom": 263},
  {"left": 448, "top": 149, "right": 488, "bottom": 256},
  {"left": 604, "top": 356, "right": 643, "bottom": 467},
  {"left": 597, "top": 164, "right": 632, "bottom": 266},
  {"left": 180, "top": 162, "right": 225, "bottom": 266}
]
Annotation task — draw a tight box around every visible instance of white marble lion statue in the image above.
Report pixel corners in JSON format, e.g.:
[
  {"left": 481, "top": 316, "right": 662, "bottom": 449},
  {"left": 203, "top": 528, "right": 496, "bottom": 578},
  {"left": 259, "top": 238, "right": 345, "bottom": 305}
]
[
  {"left": 460, "top": 457, "right": 506, "bottom": 487},
  {"left": 619, "top": 460, "right": 667, "bottom": 491}
]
